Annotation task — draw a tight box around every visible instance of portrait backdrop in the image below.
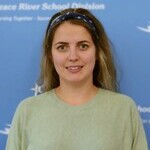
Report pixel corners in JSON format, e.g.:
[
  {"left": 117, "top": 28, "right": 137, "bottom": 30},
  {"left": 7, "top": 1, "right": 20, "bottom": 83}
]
[{"left": 0, "top": 0, "right": 150, "bottom": 149}]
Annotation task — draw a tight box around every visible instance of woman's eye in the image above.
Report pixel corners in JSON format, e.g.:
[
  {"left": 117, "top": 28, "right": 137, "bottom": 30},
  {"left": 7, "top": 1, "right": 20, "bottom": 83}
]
[
  {"left": 79, "top": 44, "right": 89, "bottom": 50},
  {"left": 57, "top": 45, "right": 67, "bottom": 51}
]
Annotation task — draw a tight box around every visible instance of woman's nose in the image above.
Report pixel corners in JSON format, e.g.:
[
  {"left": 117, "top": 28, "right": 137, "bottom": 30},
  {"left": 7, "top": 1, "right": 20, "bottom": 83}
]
[{"left": 68, "top": 48, "right": 79, "bottom": 62}]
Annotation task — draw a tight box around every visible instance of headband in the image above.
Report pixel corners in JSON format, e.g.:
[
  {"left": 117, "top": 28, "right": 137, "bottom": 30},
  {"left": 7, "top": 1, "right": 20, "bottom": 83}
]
[{"left": 47, "top": 12, "right": 98, "bottom": 39}]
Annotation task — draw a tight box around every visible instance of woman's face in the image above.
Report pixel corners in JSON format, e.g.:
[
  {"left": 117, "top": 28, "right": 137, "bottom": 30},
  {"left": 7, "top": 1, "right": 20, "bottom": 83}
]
[{"left": 51, "top": 22, "right": 96, "bottom": 85}]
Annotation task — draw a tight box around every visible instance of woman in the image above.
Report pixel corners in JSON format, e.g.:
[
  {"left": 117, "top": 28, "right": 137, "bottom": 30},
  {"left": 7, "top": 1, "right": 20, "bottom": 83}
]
[{"left": 6, "top": 8, "right": 148, "bottom": 150}]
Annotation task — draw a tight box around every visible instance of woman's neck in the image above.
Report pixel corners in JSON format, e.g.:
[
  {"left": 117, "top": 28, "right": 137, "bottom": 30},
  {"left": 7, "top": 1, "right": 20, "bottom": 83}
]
[{"left": 55, "top": 83, "right": 98, "bottom": 106}]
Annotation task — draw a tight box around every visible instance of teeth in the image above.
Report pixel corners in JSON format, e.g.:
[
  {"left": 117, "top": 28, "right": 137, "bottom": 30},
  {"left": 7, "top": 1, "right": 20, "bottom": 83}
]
[{"left": 67, "top": 66, "right": 82, "bottom": 70}]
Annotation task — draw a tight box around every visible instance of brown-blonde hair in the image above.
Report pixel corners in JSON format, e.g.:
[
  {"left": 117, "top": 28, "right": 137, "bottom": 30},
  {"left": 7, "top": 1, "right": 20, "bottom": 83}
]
[{"left": 40, "top": 8, "right": 117, "bottom": 92}]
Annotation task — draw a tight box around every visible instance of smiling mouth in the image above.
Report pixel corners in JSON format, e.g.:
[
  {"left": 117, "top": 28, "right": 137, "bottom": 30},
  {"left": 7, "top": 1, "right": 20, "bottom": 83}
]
[{"left": 66, "top": 66, "right": 83, "bottom": 72}]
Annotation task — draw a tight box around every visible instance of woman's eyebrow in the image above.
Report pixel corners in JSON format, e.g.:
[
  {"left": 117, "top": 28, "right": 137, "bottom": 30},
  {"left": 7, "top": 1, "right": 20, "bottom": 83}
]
[
  {"left": 54, "top": 40, "right": 91, "bottom": 46},
  {"left": 77, "top": 40, "right": 91, "bottom": 44},
  {"left": 53, "top": 42, "right": 68, "bottom": 46}
]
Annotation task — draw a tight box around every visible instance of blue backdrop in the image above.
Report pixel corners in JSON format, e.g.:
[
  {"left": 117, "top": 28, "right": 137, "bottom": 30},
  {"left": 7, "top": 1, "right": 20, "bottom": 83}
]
[{"left": 0, "top": 0, "right": 150, "bottom": 149}]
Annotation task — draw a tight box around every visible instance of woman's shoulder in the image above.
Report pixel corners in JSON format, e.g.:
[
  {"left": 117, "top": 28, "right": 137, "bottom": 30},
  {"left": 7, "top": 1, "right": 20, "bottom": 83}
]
[
  {"left": 98, "top": 88, "right": 137, "bottom": 108},
  {"left": 15, "top": 90, "right": 54, "bottom": 112}
]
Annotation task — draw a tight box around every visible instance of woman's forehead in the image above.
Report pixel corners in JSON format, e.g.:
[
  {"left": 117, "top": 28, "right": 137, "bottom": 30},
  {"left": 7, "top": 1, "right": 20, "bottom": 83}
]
[{"left": 52, "top": 22, "right": 93, "bottom": 44}]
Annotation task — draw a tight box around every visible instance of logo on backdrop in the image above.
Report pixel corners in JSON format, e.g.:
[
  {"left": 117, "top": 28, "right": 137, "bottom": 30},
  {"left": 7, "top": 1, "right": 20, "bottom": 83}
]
[
  {"left": 138, "top": 105, "right": 150, "bottom": 125},
  {"left": 137, "top": 21, "right": 150, "bottom": 33},
  {"left": 138, "top": 105, "right": 150, "bottom": 113},
  {"left": 0, "top": 124, "right": 11, "bottom": 135},
  {"left": 31, "top": 79, "right": 44, "bottom": 96},
  {"left": 0, "top": 2, "right": 105, "bottom": 22},
  {"left": 31, "top": 83, "right": 43, "bottom": 96}
]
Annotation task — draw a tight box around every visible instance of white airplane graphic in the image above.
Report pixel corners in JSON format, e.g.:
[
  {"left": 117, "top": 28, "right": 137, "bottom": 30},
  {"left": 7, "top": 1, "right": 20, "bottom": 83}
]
[
  {"left": 0, "top": 124, "right": 11, "bottom": 135},
  {"left": 137, "top": 22, "right": 150, "bottom": 33}
]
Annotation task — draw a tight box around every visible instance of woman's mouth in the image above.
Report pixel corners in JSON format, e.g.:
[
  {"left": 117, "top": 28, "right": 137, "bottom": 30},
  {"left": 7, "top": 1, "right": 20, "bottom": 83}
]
[{"left": 66, "top": 66, "right": 83, "bottom": 72}]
